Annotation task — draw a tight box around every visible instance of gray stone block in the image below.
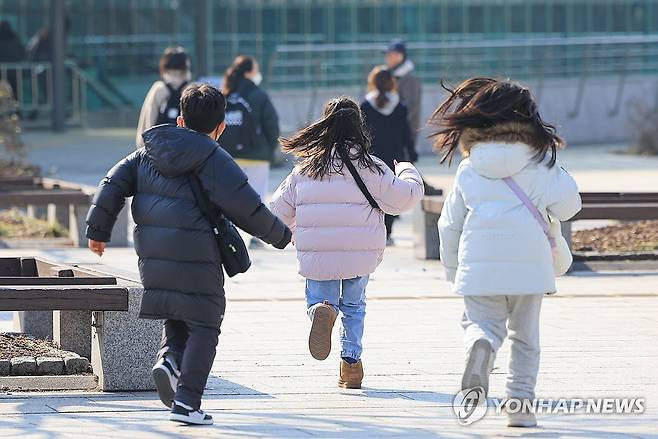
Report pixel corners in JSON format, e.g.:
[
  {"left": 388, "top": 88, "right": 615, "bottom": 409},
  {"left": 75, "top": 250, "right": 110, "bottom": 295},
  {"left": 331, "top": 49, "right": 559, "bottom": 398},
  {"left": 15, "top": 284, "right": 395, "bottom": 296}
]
[
  {"left": 68, "top": 204, "right": 90, "bottom": 248},
  {"left": 107, "top": 202, "right": 130, "bottom": 247},
  {"left": 412, "top": 204, "right": 441, "bottom": 260},
  {"left": 13, "top": 310, "right": 53, "bottom": 340},
  {"left": 36, "top": 357, "right": 64, "bottom": 375},
  {"left": 11, "top": 356, "right": 36, "bottom": 376},
  {"left": 91, "top": 286, "right": 161, "bottom": 391},
  {"left": 64, "top": 355, "right": 90, "bottom": 375},
  {"left": 0, "top": 374, "right": 98, "bottom": 391},
  {"left": 53, "top": 310, "right": 92, "bottom": 359},
  {"left": 0, "top": 360, "right": 10, "bottom": 376}
]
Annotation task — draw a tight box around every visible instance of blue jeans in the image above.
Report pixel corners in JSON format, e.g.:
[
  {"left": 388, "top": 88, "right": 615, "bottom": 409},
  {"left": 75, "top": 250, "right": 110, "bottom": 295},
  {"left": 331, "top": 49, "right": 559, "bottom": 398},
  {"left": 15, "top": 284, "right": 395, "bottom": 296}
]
[{"left": 305, "top": 276, "right": 369, "bottom": 360}]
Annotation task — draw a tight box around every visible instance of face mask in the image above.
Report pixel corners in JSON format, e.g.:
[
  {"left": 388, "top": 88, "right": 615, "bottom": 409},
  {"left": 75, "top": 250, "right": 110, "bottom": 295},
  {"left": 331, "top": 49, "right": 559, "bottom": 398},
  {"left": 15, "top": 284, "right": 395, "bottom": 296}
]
[{"left": 251, "top": 71, "right": 263, "bottom": 86}]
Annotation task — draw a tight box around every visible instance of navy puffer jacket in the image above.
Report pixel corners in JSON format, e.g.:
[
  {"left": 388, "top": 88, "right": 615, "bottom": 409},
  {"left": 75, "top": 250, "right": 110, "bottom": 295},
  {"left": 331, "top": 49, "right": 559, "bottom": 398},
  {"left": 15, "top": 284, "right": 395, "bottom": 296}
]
[{"left": 86, "top": 125, "right": 291, "bottom": 328}]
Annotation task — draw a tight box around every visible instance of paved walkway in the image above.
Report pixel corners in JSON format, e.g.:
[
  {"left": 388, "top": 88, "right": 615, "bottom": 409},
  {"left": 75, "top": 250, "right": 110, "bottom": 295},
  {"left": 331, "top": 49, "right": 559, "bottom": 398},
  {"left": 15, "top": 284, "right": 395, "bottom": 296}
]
[
  {"left": 22, "top": 128, "right": 658, "bottom": 192},
  {"left": 1, "top": 244, "right": 657, "bottom": 438}
]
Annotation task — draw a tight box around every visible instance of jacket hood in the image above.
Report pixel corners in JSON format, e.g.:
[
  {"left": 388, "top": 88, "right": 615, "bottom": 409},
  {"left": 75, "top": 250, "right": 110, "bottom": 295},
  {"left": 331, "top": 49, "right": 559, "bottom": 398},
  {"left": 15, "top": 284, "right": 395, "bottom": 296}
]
[
  {"left": 393, "top": 59, "right": 414, "bottom": 77},
  {"left": 365, "top": 91, "right": 400, "bottom": 116},
  {"left": 142, "top": 124, "right": 218, "bottom": 177},
  {"left": 460, "top": 122, "right": 549, "bottom": 179},
  {"left": 467, "top": 142, "right": 534, "bottom": 179}
]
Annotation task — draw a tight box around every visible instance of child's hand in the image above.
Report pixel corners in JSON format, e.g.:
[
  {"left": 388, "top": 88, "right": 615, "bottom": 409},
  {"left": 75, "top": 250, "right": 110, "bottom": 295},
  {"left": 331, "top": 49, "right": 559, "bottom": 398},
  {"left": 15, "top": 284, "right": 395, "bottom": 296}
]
[{"left": 88, "top": 239, "right": 106, "bottom": 257}]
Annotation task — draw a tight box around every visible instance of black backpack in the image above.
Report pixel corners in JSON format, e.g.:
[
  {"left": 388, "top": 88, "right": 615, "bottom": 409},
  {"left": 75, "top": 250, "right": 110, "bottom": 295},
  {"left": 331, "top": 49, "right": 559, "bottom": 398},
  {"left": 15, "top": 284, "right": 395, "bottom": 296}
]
[
  {"left": 220, "top": 92, "right": 256, "bottom": 157},
  {"left": 155, "top": 82, "right": 187, "bottom": 125}
]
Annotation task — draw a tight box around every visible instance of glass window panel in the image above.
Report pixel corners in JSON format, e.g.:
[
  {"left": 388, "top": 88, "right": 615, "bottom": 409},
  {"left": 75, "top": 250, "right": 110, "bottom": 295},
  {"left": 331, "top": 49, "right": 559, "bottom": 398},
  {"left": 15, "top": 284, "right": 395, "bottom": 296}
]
[
  {"left": 378, "top": 5, "right": 397, "bottom": 36},
  {"left": 237, "top": 7, "right": 256, "bottom": 34},
  {"left": 401, "top": 3, "right": 419, "bottom": 36},
  {"left": 552, "top": 3, "right": 567, "bottom": 34},
  {"left": 531, "top": 4, "right": 547, "bottom": 33},
  {"left": 334, "top": 5, "right": 352, "bottom": 41},
  {"left": 630, "top": 2, "right": 647, "bottom": 32},
  {"left": 488, "top": 5, "right": 506, "bottom": 34},
  {"left": 510, "top": 5, "right": 527, "bottom": 33},
  {"left": 572, "top": 3, "right": 589, "bottom": 33},
  {"left": 445, "top": 5, "right": 463, "bottom": 34},
  {"left": 421, "top": 4, "right": 442, "bottom": 35},
  {"left": 611, "top": 3, "right": 628, "bottom": 32},
  {"left": 592, "top": 3, "right": 609, "bottom": 32},
  {"left": 309, "top": 6, "right": 327, "bottom": 41},
  {"left": 467, "top": 5, "right": 484, "bottom": 34},
  {"left": 287, "top": 6, "right": 303, "bottom": 34},
  {"left": 356, "top": 5, "right": 374, "bottom": 36}
]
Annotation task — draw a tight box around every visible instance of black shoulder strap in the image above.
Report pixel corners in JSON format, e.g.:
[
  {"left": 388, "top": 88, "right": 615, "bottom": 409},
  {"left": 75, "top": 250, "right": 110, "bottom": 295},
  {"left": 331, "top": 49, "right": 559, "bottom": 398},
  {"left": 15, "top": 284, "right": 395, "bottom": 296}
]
[
  {"left": 164, "top": 82, "right": 176, "bottom": 95},
  {"left": 187, "top": 174, "right": 222, "bottom": 234},
  {"left": 336, "top": 146, "right": 380, "bottom": 210}
]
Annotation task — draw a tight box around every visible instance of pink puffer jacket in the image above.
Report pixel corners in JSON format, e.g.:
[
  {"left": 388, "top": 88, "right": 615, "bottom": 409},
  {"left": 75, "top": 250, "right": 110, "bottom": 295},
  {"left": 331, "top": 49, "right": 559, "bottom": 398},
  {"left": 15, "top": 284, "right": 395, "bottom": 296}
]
[{"left": 271, "top": 156, "right": 424, "bottom": 280}]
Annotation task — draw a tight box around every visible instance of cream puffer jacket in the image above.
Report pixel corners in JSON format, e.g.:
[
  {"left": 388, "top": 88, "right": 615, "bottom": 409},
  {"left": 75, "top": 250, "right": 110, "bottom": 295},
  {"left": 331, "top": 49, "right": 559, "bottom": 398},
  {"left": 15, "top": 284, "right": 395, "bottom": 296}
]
[
  {"left": 271, "top": 155, "right": 423, "bottom": 280},
  {"left": 439, "top": 126, "right": 581, "bottom": 296}
]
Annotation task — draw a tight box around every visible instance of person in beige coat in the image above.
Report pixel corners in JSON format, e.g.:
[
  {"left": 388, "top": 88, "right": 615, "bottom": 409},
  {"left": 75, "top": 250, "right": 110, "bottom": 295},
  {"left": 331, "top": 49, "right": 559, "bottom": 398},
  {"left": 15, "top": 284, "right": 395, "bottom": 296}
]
[
  {"left": 271, "top": 97, "right": 423, "bottom": 389},
  {"left": 135, "top": 46, "right": 191, "bottom": 148}
]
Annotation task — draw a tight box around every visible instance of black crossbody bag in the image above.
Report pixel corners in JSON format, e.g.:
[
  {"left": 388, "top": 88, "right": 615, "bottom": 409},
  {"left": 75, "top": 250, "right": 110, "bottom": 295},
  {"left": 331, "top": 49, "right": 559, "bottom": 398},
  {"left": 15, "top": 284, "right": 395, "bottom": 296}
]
[
  {"left": 335, "top": 147, "right": 381, "bottom": 210},
  {"left": 187, "top": 174, "right": 251, "bottom": 277}
]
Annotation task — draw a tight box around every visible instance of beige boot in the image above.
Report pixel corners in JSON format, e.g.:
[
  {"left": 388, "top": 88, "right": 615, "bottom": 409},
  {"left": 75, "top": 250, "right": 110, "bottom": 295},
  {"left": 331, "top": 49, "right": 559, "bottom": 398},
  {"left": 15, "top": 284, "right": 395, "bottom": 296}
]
[
  {"left": 338, "top": 360, "right": 364, "bottom": 389},
  {"left": 506, "top": 399, "right": 538, "bottom": 427},
  {"left": 308, "top": 301, "right": 337, "bottom": 360}
]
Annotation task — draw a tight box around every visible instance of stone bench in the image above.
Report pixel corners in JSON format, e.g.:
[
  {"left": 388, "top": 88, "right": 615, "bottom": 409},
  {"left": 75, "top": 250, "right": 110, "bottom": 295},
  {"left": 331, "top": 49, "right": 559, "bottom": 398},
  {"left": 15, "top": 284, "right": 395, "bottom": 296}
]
[
  {"left": 0, "top": 177, "right": 128, "bottom": 248},
  {"left": 414, "top": 192, "right": 658, "bottom": 260},
  {"left": 0, "top": 257, "right": 160, "bottom": 391}
]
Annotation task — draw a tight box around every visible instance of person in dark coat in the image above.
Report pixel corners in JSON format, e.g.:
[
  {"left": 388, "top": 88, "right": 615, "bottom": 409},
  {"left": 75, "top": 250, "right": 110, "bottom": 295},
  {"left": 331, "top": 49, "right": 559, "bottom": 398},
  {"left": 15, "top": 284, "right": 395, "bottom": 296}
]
[
  {"left": 86, "top": 84, "right": 291, "bottom": 425},
  {"left": 222, "top": 55, "right": 279, "bottom": 248},
  {"left": 360, "top": 66, "right": 417, "bottom": 245}
]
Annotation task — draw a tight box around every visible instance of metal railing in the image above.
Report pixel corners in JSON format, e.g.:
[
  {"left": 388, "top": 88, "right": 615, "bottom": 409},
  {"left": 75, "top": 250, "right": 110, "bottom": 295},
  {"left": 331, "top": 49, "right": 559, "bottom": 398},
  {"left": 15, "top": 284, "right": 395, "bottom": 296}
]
[
  {"left": 267, "top": 34, "right": 658, "bottom": 89},
  {"left": 0, "top": 61, "right": 129, "bottom": 128}
]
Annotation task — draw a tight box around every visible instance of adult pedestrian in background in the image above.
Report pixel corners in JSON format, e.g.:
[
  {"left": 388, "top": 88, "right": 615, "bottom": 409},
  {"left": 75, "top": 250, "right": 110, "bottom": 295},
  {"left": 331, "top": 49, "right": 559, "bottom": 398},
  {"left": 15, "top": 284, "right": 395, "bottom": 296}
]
[
  {"left": 136, "top": 46, "right": 191, "bottom": 148},
  {"left": 385, "top": 39, "right": 443, "bottom": 196},
  {"left": 360, "top": 66, "right": 416, "bottom": 245},
  {"left": 385, "top": 40, "right": 421, "bottom": 146},
  {"left": 221, "top": 55, "right": 280, "bottom": 248}
]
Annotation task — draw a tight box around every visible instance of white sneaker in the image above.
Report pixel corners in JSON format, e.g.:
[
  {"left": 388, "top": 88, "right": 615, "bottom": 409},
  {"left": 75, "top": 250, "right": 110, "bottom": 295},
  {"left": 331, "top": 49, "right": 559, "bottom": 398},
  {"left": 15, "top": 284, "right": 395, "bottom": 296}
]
[
  {"left": 507, "top": 411, "right": 537, "bottom": 427},
  {"left": 152, "top": 356, "right": 180, "bottom": 408},
  {"left": 170, "top": 401, "right": 213, "bottom": 425},
  {"left": 462, "top": 339, "right": 494, "bottom": 395}
]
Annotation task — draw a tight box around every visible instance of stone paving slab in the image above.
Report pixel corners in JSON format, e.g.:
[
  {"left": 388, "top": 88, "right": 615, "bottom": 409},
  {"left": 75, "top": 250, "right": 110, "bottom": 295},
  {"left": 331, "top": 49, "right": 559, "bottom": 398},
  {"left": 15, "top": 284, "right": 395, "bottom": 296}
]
[{"left": 1, "top": 296, "right": 656, "bottom": 437}]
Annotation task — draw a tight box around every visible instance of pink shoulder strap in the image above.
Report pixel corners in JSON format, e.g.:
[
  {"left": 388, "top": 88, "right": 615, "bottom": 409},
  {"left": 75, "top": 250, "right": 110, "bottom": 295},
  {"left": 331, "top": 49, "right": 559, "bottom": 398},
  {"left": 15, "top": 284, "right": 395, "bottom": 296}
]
[{"left": 503, "top": 177, "right": 556, "bottom": 248}]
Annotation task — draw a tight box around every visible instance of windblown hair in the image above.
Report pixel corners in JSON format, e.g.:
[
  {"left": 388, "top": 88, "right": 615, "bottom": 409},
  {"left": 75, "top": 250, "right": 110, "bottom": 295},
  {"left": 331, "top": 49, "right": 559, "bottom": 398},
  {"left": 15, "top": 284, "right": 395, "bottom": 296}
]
[
  {"left": 279, "top": 97, "right": 383, "bottom": 180},
  {"left": 428, "top": 77, "right": 564, "bottom": 166},
  {"left": 222, "top": 55, "right": 255, "bottom": 95},
  {"left": 367, "top": 66, "right": 396, "bottom": 109}
]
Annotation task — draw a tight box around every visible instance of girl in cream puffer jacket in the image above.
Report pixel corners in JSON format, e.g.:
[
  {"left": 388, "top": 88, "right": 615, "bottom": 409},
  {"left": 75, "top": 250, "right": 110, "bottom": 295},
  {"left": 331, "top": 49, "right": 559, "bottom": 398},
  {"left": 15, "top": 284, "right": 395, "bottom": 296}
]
[
  {"left": 271, "top": 97, "right": 423, "bottom": 387},
  {"left": 430, "top": 78, "right": 581, "bottom": 427}
]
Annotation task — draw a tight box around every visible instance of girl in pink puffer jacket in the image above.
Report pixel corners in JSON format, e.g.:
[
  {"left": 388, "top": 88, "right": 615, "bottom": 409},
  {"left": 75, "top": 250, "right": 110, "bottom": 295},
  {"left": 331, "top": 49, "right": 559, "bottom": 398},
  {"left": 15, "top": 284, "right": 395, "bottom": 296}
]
[{"left": 270, "top": 97, "right": 423, "bottom": 389}]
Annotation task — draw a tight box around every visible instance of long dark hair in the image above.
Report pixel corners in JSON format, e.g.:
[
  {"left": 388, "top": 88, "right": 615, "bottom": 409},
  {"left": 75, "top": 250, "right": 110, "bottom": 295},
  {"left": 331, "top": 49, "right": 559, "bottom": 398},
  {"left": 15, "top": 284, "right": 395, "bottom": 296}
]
[
  {"left": 280, "top": 97, "right": 383, "bottom": 180},
  {"left": 428, "top": 77, "right": 564, "bottom": 166},
  {"left": 222, "top": 55, "right": 254, "bottom": 95},
  {"left": 367, "top": 66, "right": 396, "bottom": 109}
]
